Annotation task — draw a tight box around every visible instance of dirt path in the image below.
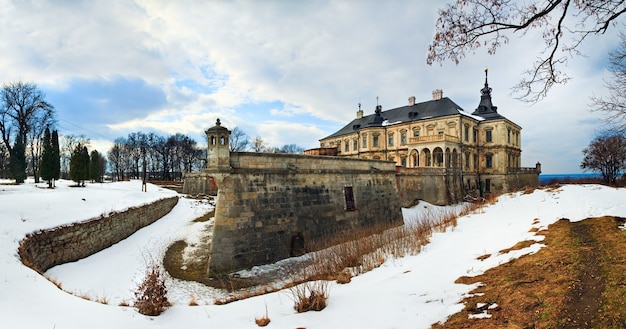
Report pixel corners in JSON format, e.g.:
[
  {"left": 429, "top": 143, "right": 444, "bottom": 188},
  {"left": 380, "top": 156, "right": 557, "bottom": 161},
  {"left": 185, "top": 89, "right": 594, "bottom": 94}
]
[
  {"left": 433, "top": 216, "right": 626, "bottom": 329},
  {"left": 559, "top": 222, "right": 606, "bottom": 328}
]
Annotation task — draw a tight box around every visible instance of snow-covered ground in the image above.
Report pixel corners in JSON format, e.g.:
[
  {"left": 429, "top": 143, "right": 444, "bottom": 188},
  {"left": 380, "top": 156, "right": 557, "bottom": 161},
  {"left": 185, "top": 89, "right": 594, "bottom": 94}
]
[{"left": 1, "top": 180, "right": 625, "bottom": 328}]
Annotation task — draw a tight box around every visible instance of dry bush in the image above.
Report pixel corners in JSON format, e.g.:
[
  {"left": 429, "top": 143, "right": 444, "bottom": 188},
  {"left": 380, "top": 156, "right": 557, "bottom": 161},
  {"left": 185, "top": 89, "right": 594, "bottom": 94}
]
[
  {"left": 255, "top": 303, "right": 271, "bottom": 327},
  {"left": 188, "top": 295, "right": 199, "bottom": 306},
  {"left": 118, "top": 300, "right": 130, "bottom": 307},
  {"left": 290, "top": 281, "right": 330, "bottom": 313},
  {"left": 134, "top": 263, "right": 171, "bottom": 316}
]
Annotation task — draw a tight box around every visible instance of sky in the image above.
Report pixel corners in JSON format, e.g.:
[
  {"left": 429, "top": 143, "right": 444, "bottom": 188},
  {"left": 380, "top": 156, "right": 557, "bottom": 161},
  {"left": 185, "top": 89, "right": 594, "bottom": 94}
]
[
  {"left": 0, "top": 0, "right": 622, "bottom": 174},
  {"left": 3, "top": 180, "right": 626, "bottom": 328}
]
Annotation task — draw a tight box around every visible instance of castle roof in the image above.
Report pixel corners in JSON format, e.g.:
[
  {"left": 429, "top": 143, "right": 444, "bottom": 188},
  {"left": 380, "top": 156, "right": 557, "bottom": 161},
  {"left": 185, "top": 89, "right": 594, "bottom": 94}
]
[
  {"left": 324, "top": 97, "right": 478, "bottom": 140},
  {"left": 322, "top": 69, "right": 513, "bottom": 140}
]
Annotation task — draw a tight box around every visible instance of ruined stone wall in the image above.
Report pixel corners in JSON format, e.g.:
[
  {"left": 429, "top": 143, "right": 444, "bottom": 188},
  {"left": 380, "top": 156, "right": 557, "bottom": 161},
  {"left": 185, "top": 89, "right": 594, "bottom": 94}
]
[
  {"left": 19, "top": 197, "right": 178, "bottom": 273},
  {"left": 207, "top": 153, "right": 403, "bottom": 275}
]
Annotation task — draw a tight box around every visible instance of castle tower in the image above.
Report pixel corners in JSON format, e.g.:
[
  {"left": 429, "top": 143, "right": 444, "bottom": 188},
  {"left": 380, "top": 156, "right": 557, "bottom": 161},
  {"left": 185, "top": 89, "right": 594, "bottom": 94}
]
[{"left": 206, "top": 118, "right": 231, "bottom": 171}]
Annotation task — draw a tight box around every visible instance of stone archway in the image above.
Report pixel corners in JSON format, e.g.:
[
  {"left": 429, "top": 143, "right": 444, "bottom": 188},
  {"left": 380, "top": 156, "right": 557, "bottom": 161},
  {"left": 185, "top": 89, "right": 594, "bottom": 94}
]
[{"left": 433, "top": 147, "right": 444, "bottom": 167}]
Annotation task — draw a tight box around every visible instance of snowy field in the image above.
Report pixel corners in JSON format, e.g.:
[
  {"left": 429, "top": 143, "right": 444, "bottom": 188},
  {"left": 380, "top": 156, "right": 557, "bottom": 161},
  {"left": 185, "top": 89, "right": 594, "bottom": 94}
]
[{"left": 1, "top": 180, "right": 626, "bottom": 328}]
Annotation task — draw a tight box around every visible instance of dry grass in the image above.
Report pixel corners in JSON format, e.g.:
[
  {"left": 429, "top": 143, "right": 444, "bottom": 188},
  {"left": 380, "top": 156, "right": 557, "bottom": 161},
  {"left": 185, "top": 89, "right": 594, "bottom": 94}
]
[
  {"left": 188, "top": 295, "right": 199, "bottom": 306},
  {"left": 290, "top": 281, "right": 330, "bottom": 313},
  {"left": 254, "top": 303, "right": 271, "bottom": 327},
  {"left": 434, "top": 216, "right": 626, "bottom": 328}
]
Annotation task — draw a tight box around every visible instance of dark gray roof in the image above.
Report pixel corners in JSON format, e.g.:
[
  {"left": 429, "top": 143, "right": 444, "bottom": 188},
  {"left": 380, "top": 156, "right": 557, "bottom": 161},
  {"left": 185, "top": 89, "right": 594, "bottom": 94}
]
[{"left": 324, "top": 97, "right": 477, "bottom": 140}]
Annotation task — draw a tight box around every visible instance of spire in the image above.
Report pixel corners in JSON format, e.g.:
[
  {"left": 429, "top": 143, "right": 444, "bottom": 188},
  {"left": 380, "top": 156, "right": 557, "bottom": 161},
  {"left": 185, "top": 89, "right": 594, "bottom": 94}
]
[
  {"left": 473, "top": 67, "right": 498, "bottom": 115},
  {"left": 481, "top": 67, "right": 491, "bottom": 96}
]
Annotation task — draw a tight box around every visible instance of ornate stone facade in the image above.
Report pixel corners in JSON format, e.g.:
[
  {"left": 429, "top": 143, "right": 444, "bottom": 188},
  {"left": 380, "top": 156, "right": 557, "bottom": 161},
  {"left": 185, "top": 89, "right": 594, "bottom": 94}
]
[{"left": 318, "top": 69, "right": 540, "bottom": 196}]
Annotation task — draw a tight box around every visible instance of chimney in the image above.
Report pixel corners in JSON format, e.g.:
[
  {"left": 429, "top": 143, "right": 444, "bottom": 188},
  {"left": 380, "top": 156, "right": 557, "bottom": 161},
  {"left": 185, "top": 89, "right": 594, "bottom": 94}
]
[
  {"left": 432, "top": 89, "right": 443, "bottom": 100},
  {"left": 356, "top": 102, "right": 363, "bottom": 119},
  {"left": 408, "top": 96, "right": 416, "bottom": 106}
]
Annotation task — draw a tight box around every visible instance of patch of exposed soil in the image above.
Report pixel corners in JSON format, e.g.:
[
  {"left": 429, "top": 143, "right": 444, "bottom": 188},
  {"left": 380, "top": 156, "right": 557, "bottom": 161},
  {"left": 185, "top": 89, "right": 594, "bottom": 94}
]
[
  {"left": 558, "top": 222, "right": 605, "bottom": 328},
  {"left": 433, "top": 216, "right": 626, "bottom": 329}
]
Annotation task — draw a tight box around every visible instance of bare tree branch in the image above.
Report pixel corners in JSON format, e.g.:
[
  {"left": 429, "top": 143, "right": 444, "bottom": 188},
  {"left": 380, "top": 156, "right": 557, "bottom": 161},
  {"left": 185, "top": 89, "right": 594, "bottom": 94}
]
[{"left": 428, "top": 0, "right": 626, "bottom": 102}]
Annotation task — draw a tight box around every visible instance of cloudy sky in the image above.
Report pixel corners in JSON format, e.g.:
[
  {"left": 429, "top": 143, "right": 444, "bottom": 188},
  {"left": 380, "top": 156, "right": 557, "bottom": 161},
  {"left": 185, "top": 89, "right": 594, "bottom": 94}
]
[{"left": 0, "top": 0, "right": 622, "bottom": 174}]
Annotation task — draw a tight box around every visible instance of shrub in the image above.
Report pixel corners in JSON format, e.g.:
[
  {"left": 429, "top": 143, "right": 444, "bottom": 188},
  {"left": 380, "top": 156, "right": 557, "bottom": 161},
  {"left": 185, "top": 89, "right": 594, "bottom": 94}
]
[
  {"left": 255, "top": 303, "right": 271, "bottom": 327},
  {"left": 134, "top": 263, "right": 171, "bottom": 316},
  {"left": 290, "top": 281, "right": 330, "bottom": 313}
]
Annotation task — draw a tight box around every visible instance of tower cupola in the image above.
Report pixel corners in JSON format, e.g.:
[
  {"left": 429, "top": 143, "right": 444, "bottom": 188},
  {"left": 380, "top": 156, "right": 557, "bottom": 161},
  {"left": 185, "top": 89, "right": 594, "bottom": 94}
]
[{"left": 205, "top": 118, "right": 231, "bottom": 171}]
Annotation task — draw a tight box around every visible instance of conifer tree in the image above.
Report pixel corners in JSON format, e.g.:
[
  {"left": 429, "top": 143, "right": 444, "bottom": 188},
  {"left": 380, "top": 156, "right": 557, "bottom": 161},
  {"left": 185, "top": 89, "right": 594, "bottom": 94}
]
[
  {"left": 51, "top": 130, "right": 60, "bottom": 184},
  {"left": 69, "top": 144, "right": 89, "bottom": 186},
  {"left": 9, "top": 137, "right": 26, "bottom": 184},
  {"left": 40, "top": 127, "right": 55, "bottom": 188},
  {"left": 89, "top": 150, "right": 103, "bottom": 183}
]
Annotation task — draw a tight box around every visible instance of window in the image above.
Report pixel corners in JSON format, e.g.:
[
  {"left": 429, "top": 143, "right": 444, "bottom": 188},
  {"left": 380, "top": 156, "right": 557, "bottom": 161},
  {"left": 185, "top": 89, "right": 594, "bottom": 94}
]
[
  {"left": 485, "top": 179, "right": 491, "bottom": 193},
  {"left": 486, "top": 154, "right": 493, "bottom": 168},
  {"left": 401, "top": 132, "right": 407, "bottom": 145},
  {"left": 388, "top": 134, "right": 394, "bottom": 146},
  {"left": 464, "top": 125, "right": 469, "bottom": 141},
  {"left": 401, "top": 157, "right": 407, "bottom": 167},
  {"left": 507, "top": 129, "right": 511, "bottom": 143},
  {"left": 344, "top": 186, "right": 356, "bottom": 211},
  {"left": 486, "top": 130, "right": 492, "bottom": 143},
  {"left": 473, "top": 128, "right": 477, "bottom": 143},
  {"left": 353, "top": 139, "right": 358, "bottom": 151},
  {"left": 373, "top": 135, "right": 379, "bottom": 148},
  {"left": 413, "top": 130, "right": 420, "bottom": 137},
  {"left": 465, "top": 153, "right": 470, "bottom": 168},
  {"left": 473, "top": 154, "right": 478, "bottom": 169},
  {"left": 344, "top": 141, "right": 349, "bottom": 152},
  {"left": 362, "top": 135, "right": 367, "bottom": 148}
]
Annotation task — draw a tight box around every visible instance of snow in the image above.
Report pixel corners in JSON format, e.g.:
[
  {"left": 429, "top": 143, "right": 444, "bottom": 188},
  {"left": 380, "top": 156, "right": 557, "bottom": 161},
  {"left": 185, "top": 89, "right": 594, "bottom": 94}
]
[{"left": 1, "top": 180, "right": 626, "bottom": 328}]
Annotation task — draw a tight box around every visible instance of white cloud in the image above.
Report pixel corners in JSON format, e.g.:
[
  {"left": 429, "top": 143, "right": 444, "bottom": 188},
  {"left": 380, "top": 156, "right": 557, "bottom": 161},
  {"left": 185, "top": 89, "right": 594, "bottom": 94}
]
[{"left": 0, "top": 0, "right": 620, "bottom": 173}]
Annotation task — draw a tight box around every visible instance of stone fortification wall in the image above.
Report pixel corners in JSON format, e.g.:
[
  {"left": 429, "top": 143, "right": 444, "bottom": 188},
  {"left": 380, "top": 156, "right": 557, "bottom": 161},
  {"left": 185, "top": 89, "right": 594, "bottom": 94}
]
[
  {"left": 395, "top": 167, "right": 465, "bottom": 206},
  {"left": 19, "top": 197, "right": 178, "bottom": 273},
  {"left": 207, "top": 152, "right": 403, "bottom": 275}
]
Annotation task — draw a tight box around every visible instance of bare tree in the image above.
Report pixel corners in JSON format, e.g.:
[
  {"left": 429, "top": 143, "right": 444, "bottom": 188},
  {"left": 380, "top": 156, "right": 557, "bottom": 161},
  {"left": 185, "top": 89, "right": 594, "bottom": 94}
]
[
  {"left": 581, "top": 131, "right": 626, "bottom": 185},
  {"left": 427, "top": 0, "right": 626, "bottom": 102},
  {"left": 0, "top": 81, "right": 55, "bottom": 181},
  {"left": 229, "top": 127, "right": 249, "bottom": 152},
  {"left": 251, "top": 135, "right": 266, "bottom": 152},
  {"left": 280, "top": 144, "right": 305, "bottom": 154},
  {"left": 591, "top": 32, "right": 626, "bottom": 131}
]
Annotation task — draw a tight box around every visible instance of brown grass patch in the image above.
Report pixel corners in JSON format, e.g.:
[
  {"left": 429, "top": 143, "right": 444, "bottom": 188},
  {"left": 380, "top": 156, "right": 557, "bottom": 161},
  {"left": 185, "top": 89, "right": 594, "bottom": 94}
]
[
  {"left": 476, "top": 254, "right": 491, "bottom": 261},
  {"left": 497, "top": 240, "right": 537, "bottom": 254},
  {"left": 254, "top": 303, "right": 271, "bottom": 327},
  {"left": 433, "top": 216, "right": 626, "bottom": 328}
]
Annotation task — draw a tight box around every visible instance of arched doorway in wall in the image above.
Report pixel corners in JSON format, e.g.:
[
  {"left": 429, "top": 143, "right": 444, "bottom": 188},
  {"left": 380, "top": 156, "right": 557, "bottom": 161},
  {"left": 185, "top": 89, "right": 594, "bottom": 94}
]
[
  {"left": 433, "top": 147, "right": 444, "bottom": 167},
  {"left": 421, "top": 148, "right": 431, "bottom": 167}
]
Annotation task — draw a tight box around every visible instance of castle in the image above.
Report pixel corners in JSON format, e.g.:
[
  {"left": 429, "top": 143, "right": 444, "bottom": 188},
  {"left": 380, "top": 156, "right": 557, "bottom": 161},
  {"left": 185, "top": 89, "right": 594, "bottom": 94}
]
[
  {"left": 313, "top": 68, "right": 540, "bottom": 196},
  {"left": 183, "top": 70, "right": 540, "bottom": 275}
]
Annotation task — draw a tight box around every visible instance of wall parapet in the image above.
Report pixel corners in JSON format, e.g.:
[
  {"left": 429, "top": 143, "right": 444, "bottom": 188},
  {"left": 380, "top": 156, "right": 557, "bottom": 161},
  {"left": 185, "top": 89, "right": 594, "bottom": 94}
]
[{"left": 18, "top": 196, "right": 179, "bottom": 273}]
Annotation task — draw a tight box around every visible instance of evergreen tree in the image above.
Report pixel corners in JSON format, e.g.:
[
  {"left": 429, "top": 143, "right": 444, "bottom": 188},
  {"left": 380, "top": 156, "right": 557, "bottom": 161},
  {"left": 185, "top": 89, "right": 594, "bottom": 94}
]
[
  {"left": 69, "top": 144, "right": 89, "bottom": 186},
  {"left": 9, "top": 137, "right": 27, "bottom": 184},
  {"left": 89, "top": 150, "right": 103, "bottom": 183},
  {"left": 51, "top": 130, "right": 60, "bottom": 183},
  {"left": 40, "top": 127, "right": 55, "bottom": 188}
]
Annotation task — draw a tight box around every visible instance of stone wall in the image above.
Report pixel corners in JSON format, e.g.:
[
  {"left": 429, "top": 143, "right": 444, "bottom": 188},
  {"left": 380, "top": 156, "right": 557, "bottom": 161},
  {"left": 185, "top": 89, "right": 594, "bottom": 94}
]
[
  {"left": 207, "top": 153, "right": 404, "bottom": 275},
  {"left": 395, "top": 167, "right": 465, "bottom": 206},
  {"left": 19, "top": 197, "right": 179, "bottom": 273}
]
